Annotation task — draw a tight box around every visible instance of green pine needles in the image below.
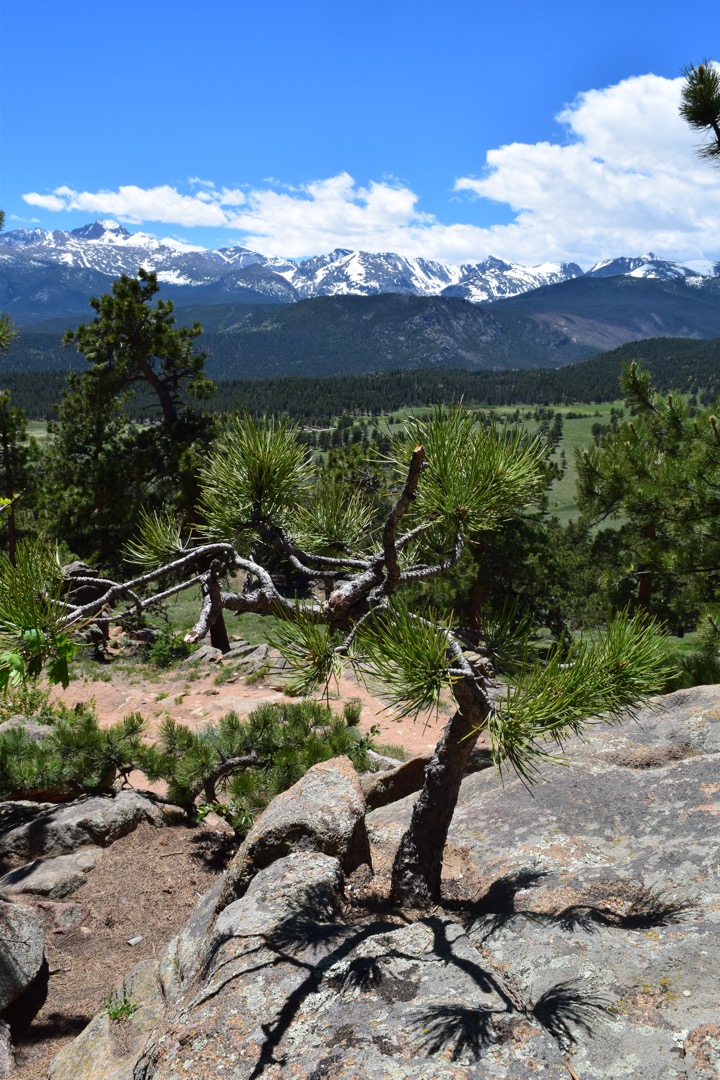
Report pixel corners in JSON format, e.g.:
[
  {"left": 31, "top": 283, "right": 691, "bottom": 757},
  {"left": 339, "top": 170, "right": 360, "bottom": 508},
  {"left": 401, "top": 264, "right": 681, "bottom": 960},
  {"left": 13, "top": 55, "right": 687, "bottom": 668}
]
[
  {"left": 492, "top": 612, "right": 676, "bottom": 783},
  {"left": 0, "top": 697, "right": 371, "bottom": 836},
  {"left": 0, "top": 539, "right": 76, "bottom": 689},
  {"left": 142, "top": 700, "right": 373, "bottom": 834},
  {"left": 199, "top": 414, "right": 311, "bottom": 541}
]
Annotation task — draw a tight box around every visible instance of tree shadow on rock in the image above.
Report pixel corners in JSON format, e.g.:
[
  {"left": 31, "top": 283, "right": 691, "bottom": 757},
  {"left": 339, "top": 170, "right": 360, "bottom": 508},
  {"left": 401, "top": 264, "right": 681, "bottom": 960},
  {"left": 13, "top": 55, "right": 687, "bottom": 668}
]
[
  {"left": 445, "top": 869, "right": 548, "bottom": 934},
  {"left": 412, "top": 1004, "right": 496, "bottom": 1062},
  {"left": 555, "top": 885, "right": 695, "bottom": 933},
  {"left": 532, "top": 981, "right": 612, "bottom": 1049},
  {"left": 329, "top": 954, "right": 384, "bottom": 994},
  {"left": 467, "top": 875, "right": 694, "bottom": 940}
]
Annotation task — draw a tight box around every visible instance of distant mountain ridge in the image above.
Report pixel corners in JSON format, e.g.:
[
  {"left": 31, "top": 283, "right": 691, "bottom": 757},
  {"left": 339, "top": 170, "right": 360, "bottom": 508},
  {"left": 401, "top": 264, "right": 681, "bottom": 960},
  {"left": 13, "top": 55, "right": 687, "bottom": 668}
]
[
  {"left": 0, "top": 219, "right": 712, "bottom": 326},
  {"left": 10, "top": 273, "right": 720, "bottom": 381}
]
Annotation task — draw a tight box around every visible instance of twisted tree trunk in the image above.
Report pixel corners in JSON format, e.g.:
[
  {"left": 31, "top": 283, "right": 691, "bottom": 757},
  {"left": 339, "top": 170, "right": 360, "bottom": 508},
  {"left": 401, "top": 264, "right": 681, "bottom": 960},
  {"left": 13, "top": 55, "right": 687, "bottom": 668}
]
[{"left": 390, "top": 674, "right": 491, "bottom": 907}]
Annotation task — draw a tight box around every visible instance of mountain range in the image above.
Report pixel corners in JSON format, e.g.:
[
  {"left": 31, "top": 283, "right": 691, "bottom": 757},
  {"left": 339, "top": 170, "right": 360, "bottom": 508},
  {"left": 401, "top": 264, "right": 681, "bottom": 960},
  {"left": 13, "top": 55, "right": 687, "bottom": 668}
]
[
  {"left": 3, "top": 221, "right": 720, "bottom": 379},
  {"left": 0, "top": 219, "right": 713, "bottom": 326}
]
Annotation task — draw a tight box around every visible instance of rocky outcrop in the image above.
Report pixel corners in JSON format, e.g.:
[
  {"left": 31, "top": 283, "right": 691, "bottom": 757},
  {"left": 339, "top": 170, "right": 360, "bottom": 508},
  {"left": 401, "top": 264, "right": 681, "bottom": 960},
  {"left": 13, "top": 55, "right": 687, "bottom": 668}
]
[
  {"left": 0, "top": 792, "right": 164, "bottom": 863},
  {"left": 374, "top": 683, "right": 720, "bottom": 1078},
  {"left": 0, "top": 900, "right": 48, "bottom": 1039},
  {"left": 0, "top": 849, "right": 98, "bottom": 899},
  {"left": 0, "top": 790, "right": 168, "bottom": 1069},
  {"left": 48, "top": 689, "right": 720, "bottom": 1078},
  {"left": 220, "top": 755, "right": 370, "bottom": 905}
]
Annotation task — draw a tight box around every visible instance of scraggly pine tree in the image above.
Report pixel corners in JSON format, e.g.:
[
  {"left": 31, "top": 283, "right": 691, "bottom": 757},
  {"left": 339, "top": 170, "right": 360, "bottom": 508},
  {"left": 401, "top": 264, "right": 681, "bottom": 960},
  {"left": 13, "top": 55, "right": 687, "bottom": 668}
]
[{"left": 0, "top": 408, "right": 674, "bottom": 906}]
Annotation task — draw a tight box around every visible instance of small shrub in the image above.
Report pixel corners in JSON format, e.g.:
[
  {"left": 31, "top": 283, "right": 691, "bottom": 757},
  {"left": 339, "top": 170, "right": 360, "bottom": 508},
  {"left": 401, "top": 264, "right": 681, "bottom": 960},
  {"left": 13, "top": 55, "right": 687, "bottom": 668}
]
[
  {"left": 0, "top": 682, "right": 54, "bottom": 725},
  {"left": 147, "top": 629, "right": 195, "bottom": 669},
  {"left": 0, "top": 705, "right": 147, "bottom": 800},
  {"left": 142, "top": 700, "right": 376, "bottom": 838},
  {"left": 103, "top": 987, "right": 137, "bottom": 1022},
  {"left": 343, "top": 697, "right": 363, "bottom": 726}
]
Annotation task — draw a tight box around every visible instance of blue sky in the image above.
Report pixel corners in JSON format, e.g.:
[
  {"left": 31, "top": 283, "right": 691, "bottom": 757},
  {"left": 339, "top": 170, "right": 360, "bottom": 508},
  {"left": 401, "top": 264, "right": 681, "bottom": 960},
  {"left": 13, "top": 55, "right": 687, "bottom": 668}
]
[{"left": 2, "top": 0, "right": 719, "bottom": 268}]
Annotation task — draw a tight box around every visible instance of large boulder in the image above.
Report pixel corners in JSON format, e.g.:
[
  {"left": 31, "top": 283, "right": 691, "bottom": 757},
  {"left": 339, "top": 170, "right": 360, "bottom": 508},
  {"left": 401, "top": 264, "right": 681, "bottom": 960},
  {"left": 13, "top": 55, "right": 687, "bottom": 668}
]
[
  {"left": 0, "top": 792, "right": 164, "bottom": 862},
  {"left": 49, "top": 688, "right": 720, "bottom": 1077},
  {"left": 220, "top": 755, "right": 370, "bottom": 905},
  {"left": 50, "top": 853, "right": 345, "bottom": 1080},
  {"left": 0, "top": 900, "right": 48, "bottom": 1037},
  {"left": 0, "top": 849, "right": 98, "bottom": 900},
  {"left": 53, "top": 852, "right": 571, "bottom": 1080}
]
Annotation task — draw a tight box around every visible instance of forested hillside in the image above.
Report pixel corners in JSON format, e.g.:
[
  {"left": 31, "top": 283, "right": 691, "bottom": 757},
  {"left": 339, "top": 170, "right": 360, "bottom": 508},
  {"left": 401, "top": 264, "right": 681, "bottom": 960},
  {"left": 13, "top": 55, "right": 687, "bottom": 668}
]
[
  {"left": 9, "top": 272, "right": 720, "bottom": 384},
  {"left": 3, "top": 336, "right": 719, "bottom": 421}
]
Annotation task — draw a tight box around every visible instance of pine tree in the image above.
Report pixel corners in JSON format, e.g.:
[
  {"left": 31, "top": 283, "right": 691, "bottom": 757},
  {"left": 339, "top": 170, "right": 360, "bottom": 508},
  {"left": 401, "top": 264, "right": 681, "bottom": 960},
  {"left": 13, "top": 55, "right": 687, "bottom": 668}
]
[
  {"left": 576, "top": 362, "right": 720, "bottom": 628},
  {"left": 63, "top": 269, "right": 214, "bottom": 430},
  {"left": 46, "top": 271, "right": 216, "bottom": 564},
  {"left": 680, "top": 61, "right": 720, "bottom": 163},
  {"left": 0, "top": 407, "right": 674, "bottom": 906}
]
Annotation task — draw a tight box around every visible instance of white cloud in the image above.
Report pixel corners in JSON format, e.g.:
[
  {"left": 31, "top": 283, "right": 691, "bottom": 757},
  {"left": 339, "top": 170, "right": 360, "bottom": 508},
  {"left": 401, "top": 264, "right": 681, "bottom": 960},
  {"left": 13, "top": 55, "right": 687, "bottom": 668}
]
[
  {"left": 21, "top": 72, "right": 720, "bottom": 266},
  {"left": 23, "top": 184, "right": 231, "bottom": 227},
  {"left": 453, "top": 72, "right": 720, "bottom": 266}
]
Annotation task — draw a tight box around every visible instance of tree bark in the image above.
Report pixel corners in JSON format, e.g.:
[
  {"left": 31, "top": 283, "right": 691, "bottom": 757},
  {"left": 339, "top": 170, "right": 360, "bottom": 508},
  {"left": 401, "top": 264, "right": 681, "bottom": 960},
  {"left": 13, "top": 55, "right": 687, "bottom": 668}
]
[
  {"left": 210, "top": 610, "right": 230, "bottom": 653},
  {"left": 202, "top": 559, "right": 231, "bottom": 653},
  {"left": 390, "top": 674, "right": 490, "bottom": 907},
  {"left": 638, "top": 522, "right": 657, "bottom": 607}
]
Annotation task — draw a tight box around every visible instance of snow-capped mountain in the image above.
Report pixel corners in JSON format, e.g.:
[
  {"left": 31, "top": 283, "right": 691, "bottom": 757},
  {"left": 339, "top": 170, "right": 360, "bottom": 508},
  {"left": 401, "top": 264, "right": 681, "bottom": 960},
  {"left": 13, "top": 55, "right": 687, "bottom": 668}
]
[
  {"left": 0, "top": 221, "right": 710, "bottom": 314},
  {"left": 441, "top": 256, "right": 585, "bottom": 302},
  {"left": 0, "top": 220, "right": 297, "bottom": 299},
  {"left": 587, "top": 253, "right": 702, "bottom": 281},
  {"left": 287, "top": 249, "right": 470, "bottom": 297}
]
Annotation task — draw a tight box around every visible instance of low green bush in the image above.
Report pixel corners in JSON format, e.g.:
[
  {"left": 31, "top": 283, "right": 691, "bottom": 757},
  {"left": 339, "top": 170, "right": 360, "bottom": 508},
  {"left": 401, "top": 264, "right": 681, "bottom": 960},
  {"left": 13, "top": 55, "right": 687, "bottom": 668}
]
[
  {"left": 0, "top": 694, "right": 375, "bottom": 837},
  {"left": 147, "top": 628, "right": 196, "bottom": 668},
  {"left": 144, "top": 700, "right": 374, "bottom": 836}
]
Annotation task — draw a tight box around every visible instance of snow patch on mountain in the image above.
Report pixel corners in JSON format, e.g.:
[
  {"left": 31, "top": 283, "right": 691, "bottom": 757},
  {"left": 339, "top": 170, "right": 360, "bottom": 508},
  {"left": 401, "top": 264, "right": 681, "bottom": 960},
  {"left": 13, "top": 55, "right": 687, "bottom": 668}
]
[
  {"left": 587, "top": 253, "right": 702, "bottom": 281},
  {"left": 0, "top": 221, "right": 711, "bottom": 307}
]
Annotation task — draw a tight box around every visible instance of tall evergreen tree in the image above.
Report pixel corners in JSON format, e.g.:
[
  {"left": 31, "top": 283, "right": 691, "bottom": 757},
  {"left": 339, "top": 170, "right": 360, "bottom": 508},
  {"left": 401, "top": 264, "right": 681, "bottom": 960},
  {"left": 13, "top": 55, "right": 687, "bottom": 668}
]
[
  {"left": 576, "top": 362, "right": 720, "bottom": 629},
  {"left": 63, "top": 269, "right": 214, "bottom": 430},
  {"left": 46, "top": 271, "right": 216, "bottom": 564}
]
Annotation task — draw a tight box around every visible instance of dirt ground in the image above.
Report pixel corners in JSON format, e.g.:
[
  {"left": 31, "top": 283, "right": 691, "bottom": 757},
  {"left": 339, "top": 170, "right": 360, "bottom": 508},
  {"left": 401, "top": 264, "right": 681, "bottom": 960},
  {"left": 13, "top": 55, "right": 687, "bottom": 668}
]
[
  {"left": 51, "top": 652, "right": 454, "bottom": 759},
  {"left": 10, "top": 654, "right": 458, "bottom": 1077}
]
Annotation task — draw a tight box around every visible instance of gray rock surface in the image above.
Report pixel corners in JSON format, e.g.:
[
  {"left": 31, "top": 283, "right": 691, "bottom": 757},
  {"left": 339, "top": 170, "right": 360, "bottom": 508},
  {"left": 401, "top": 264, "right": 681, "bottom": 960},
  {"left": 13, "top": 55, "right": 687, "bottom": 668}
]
[
  {"left": 372, "top": 683, "right": 720, "bottom": 1078},
  {"left": 48, "top": 686, "right": 720, "bottom": 1078},
  {"left": 0, "top": 718, "right": 52, "bottom": 742},
  {"left": 221, "top": 755, "right": 370, "bottom": 904},
  {"left": 0, "top": 792, "right": 163, "bottom": 862},
  {"left": 0, "top": 1020, "right": 14, "bottom": 1078},
  {"left": 0, "top": 900, "right": 47, "bottom": 1034},
  {"left": 0, "top": 849, "right": 98, "bottom": 899},
  {"left": 54, "top": 852, "right": 573, "bottom": 1079}
]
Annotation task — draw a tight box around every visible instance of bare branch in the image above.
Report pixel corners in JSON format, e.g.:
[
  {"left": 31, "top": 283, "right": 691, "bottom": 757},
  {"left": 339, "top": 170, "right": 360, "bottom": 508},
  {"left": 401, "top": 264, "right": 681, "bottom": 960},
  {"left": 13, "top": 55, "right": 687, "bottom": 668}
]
[
  {"left": 399, "top": 533, "right": 464, "bottom": 584},
  {"left": 203, "top": 751, "right": 269, "bottom": 802},
  {"left": 59, "top": 542, "right": 239, "bottom": 629},
  {"left": 88, "top": 577, "right": 204, "bottom": 625},
  {"left": 382, "top": 446, "right": 426, "bottom": 594},
  {"left": 253, "top": 518, "right": 368, "bottom": 572}
]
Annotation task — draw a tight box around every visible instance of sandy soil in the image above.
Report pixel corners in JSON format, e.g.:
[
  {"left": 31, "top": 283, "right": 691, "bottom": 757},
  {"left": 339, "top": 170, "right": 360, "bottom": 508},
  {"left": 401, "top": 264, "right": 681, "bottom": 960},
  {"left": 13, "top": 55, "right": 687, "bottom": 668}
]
[{"left": 51, "top": 651, "right": 454, "bottom": 760}]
